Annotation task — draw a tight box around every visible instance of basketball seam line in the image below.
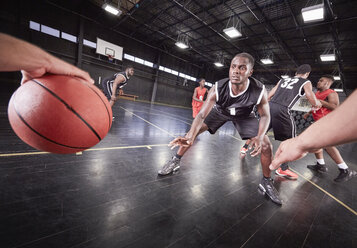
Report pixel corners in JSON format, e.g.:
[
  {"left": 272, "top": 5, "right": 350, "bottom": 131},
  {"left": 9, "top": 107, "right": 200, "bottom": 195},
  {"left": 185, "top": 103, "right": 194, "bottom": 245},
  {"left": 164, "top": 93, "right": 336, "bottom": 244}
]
[
  {"left": 82, "top": 81, "right": 112, "bottom": 131},
  {"left": 31, "top": 78, "right": 102, "bottom": 141},
  {"left": 13, "top": 91, "right": 90, "bottom": 149}
]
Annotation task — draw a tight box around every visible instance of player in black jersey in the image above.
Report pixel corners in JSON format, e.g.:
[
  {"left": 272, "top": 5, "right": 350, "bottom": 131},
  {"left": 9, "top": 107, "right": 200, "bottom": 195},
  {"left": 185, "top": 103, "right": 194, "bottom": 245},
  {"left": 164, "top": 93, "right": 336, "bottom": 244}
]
[
  {"left": 101, "top": 66, "right": 134, "bottom": 107},
  {"left": 158, "top": 52, "right": 282, "bottom": 205},
  {"left": 267, "top": 64, "right": 321, "bottom": 179}
]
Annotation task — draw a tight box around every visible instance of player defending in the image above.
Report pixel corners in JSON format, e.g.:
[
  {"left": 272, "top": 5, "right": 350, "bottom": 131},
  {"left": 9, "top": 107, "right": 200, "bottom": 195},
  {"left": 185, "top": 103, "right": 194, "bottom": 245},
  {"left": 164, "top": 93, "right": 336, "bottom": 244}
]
[
  {"left": 102, "top": 66, "right": 134, "bottom": 107},
  {"left": 267, "top": 64, "right": 321, "bottom": 180},
  {"left": 158, "top": 52, "right": 282, "bottom": 205},
  {"left": 304, "top": 75, "right": 357, "bottom": 182},
  {"left": 192, "top": 78, "right": 207, "bottom": 118}
]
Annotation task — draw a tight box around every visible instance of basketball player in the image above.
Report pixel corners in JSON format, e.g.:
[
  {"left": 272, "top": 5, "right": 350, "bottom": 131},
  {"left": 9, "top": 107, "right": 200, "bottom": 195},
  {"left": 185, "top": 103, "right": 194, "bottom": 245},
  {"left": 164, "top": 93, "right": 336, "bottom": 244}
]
[
  {"left": 303, "top": 75, "right": 356, "bottom": 182},
  {"left": 270, "top": 89, "right": 357, "bottom": 170},
  {"left": 0, "top": 33, "right": 94, "bottom": 85},
  {"left": 101, "top": 66, "right": 135, "bottom": 107},
  {"left": 267, "top": 64, "right": 321, "bottom": 180},
  {"left": 192, "top": 78, "right": 207, "bottom": 118},
  {"left": 158, "top": 52, "right": 282, "bottom": 205}
]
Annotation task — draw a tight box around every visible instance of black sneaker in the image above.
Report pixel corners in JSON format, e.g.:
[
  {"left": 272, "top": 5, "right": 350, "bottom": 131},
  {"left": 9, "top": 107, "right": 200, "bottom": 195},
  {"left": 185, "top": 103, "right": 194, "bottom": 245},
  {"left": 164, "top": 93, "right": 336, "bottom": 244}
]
[
  {"left": 158, "top": 156, "right": 181, "bottom": 176},
  {"left": 258, "top": 177, "right": 282, "bottom": 205},
  {"left": 307, "top": 162, "right": 328, "bottom": 172},
  {"left": 334, "top": 169, "right": 357, "bottom": 182}
]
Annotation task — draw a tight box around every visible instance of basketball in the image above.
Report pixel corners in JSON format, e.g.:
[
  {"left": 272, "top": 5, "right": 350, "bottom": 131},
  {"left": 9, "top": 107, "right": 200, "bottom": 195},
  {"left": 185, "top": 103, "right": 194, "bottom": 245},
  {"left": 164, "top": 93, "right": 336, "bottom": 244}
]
[{"left": 7, "top": 75, "right": 112, "bottom": 154}]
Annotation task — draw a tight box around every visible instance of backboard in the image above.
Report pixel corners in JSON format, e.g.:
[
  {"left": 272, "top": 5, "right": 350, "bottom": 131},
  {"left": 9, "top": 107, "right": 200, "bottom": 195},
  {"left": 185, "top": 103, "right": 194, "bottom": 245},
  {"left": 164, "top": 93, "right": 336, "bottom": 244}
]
[{"left": 96, "top": 37, "right": 123, "bottom": 61}]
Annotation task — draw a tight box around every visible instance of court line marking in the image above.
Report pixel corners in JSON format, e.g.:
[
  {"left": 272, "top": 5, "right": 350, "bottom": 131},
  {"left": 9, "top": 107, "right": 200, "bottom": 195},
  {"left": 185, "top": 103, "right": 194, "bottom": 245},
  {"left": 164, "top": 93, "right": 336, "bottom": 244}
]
[
  {"left": 291, "top": 168, "right": 356, "bottom": 216},
  {"left": 121, "top": 105, "right": 356, "bottom": 216},
  {"left": 0, "top": 144, "right": 169, "bottom": 157},
  {"left": 119, "top": 106, "right": 175, "bottom": 137}
]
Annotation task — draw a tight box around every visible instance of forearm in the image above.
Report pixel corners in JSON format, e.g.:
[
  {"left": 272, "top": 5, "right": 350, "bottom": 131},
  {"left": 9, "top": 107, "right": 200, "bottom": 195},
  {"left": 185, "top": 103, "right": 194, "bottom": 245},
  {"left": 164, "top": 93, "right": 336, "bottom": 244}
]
[
  {"left": 257, "top": 114, "right": 270, "bottom": 139},
  {"left": 186, "top": 113, "right": 205, "bottom": 140},
  {"left": 0, "top": 33, "right": 50, "bottom": 72},
  {"left": 297, "top": 90, "right": 357, "bottom": 151},
  {"left": 320, "top": 100, "right": 337, "bottom": 110}
]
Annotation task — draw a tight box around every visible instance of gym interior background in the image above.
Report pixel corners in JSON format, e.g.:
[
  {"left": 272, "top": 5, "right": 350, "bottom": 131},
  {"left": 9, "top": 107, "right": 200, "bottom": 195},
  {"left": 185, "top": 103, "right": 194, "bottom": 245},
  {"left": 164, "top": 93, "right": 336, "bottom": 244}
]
[{"left": 0, "top": 0, "right": 356, "bottom": 247}]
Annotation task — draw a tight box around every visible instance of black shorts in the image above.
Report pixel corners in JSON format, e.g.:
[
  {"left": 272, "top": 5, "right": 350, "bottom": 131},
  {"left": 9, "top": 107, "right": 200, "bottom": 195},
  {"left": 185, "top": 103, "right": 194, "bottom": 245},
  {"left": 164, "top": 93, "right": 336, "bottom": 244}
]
[
  {"left": 268, "top": 102, "right": 296, "bottom": 141},
  {"left": 102, "top": 80, "right": 113, "bottom": 100},
  {"left": 204, "top": 105, "right": 259, "bottom": 140}
]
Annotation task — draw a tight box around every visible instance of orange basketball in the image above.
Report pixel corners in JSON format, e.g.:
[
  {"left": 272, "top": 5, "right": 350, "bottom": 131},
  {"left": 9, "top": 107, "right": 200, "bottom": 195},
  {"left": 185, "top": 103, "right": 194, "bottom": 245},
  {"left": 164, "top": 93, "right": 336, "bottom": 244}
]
[{"left": 7, "top": 75, "right": 112, "bottom": 154}]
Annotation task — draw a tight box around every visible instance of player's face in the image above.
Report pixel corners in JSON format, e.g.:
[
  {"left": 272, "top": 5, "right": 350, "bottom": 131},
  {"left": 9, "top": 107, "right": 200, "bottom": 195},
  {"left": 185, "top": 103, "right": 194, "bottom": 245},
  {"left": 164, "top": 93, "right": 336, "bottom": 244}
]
[
  {"left": 128, "top": 68, "right": 134, "bottom": 76},
  {"left": 229, "top": 57, "right": 253, "bottom": 84},
  {"left": 199, "top": 80, "right": 205, "bottom": 87},
  {"left": 317, "top": 77, "right": 329, "bottom": 90}
]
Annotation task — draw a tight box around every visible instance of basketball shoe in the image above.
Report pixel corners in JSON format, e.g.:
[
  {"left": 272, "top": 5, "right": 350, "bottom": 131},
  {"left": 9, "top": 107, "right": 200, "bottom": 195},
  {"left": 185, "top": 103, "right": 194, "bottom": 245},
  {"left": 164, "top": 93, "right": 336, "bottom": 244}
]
[
  {"left": 158, "top": 156, "right": 180, "bottom": 176},
  {"left": 275, "top": 167, "right": 298, "bottom": 180}
]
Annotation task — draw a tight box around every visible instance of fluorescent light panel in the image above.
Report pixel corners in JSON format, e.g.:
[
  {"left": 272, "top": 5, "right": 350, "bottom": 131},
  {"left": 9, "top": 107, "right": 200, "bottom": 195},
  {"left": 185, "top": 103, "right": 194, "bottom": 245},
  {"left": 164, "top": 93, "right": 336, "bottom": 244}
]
[
  {"left": 214, "top": 62, "right": 224, "bottom": 67},
  {"left": 302, "top": 3, "right": 324, "bottom": 23},
  {"left": 334, "top": 88, "right": 343, "bottom": 92},
  {"left": 175, "top": 42, "right": 188, "bottom": 49},
  {"left": 281, "top": 75, "right": 289, "bottom": 79},
  {"left": 260, "top": 58, "right": 274, "bottom": 64},
  {"left": 320, "top": 54, "right": 335, "bottom": 62},
  {"left": 333, "top": 76, "right": 340, "bottom": 80},
  {"left": 223, "top": 27, "right": 242, "bottom": 38},
  {"left": 103, "top": 4, "right": 120, "bottom": 15}
]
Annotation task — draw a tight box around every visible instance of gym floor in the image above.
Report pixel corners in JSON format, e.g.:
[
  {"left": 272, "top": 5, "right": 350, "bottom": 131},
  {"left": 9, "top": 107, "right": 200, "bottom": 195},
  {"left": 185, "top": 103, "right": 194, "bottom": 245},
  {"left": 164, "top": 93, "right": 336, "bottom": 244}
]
[{"left": 0, "top": 98, "right": 356, "bottom": 248}]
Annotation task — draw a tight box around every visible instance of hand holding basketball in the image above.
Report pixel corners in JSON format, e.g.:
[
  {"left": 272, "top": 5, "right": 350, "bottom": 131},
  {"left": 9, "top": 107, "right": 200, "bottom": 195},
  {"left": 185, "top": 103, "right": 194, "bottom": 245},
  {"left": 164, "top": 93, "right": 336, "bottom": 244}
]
[{"left": 8, "top": 75, "right": 112, "bottom": 154}]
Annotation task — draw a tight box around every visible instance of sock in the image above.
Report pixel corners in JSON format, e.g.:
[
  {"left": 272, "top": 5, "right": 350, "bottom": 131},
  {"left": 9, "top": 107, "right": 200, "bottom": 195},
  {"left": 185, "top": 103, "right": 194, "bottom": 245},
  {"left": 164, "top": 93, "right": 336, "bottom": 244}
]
[
  {"left": 243, "top": 143, "right": 249, "bottom": 149},
  {"left": 175, "top": 154, "right": 182, "bottom": 159},
  {"left": 281, "top": 163, "right": 289, "bottom": 171},
  {"left": 337, "top": 162, "right": 348, "bottom": 170},
  {"left": 317, "top": 159, "right": 325, "bottom": 165}
]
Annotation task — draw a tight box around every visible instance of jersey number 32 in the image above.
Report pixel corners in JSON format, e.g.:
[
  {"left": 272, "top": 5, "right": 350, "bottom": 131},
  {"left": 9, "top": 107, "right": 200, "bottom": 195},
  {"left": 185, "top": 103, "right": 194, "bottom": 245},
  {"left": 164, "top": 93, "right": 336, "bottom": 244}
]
[{"left": 280, "top": 78, "right": 299, "bottom": 89}]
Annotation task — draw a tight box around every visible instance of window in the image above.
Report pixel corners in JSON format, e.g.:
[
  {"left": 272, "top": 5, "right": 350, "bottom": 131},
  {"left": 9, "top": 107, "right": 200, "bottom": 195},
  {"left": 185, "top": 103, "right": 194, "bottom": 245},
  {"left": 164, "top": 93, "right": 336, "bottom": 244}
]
[
  {"left": 134, "top": 57, "right": 144, "bottom": 64},
  {"left": 29, "top": 21, "right": 40, "bottom": 31},
  {"left": 124, "top": 53, "right": 135, "bottom": 61},
  {"left": 205, "top": 82, "right": 213, "bottom": 87},
  {"left": 159, "top": 66, "right": 165, "bottom": 71},
  {"left": 164, "top": 67, "right": 172, "bottom": 73},
  {"left": 41, "top": 24, "right": 60, "bottom": 37},
  {"left": 171, "top": 70, "right": 178, "bottom": 76},
  {"left": 179, "top": 72, "right": 186, "bottom": 78},
  {"left": 190, "top": 76, "right": 197, "bottom": 81},
  {"left": 61, "top": 32, "right": 77, "bottom": 43},
  {"left": 144, "top": 60, "right": 154, "bottom": 67},
  {"left": 83, "top": 39, "right": 96, "bottom": 48}
]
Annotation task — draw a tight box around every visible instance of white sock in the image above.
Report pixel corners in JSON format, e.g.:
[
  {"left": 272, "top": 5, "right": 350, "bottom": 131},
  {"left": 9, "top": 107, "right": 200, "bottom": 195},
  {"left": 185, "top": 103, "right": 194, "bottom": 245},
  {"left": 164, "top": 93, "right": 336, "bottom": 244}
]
[
  {"left": 317, "top": 159, "right": 325, "bottom": 165},
  {"left": 337, "top": 163, "right": 348, "bottom": 170}
]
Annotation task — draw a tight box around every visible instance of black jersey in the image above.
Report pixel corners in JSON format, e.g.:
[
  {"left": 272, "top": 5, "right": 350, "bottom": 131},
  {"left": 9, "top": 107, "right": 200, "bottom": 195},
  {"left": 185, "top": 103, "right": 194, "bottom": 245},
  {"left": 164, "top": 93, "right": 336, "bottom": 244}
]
[
  {"left": 102, "top": 71, "right": 130, "bottom": 90},
  {"left": 270, "top": 76, "right": 311, "bottom": 109},
  {"left": 215, "top": 77, "right": 265, "bottom": 118}
]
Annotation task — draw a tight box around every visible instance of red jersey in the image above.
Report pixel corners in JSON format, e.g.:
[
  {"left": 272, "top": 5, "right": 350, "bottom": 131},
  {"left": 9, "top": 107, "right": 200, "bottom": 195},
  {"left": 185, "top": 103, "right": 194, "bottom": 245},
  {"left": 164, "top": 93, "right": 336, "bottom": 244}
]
[
  {"left": 192, "top": 86, "right": 207, "bottom": 108},
  {"left": 312, "top": 89, "right": 335, "bottom": 121}
]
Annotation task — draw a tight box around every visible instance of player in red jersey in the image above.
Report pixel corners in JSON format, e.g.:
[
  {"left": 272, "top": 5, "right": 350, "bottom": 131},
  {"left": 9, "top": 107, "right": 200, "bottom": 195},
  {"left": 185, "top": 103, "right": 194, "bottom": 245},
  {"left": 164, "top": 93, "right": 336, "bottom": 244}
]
[
  {"left": 304, "top": 75, "right": 356, "bottom": 182},
  {"left": 192, "top": 79, "right": 207, "bottom": 118}
]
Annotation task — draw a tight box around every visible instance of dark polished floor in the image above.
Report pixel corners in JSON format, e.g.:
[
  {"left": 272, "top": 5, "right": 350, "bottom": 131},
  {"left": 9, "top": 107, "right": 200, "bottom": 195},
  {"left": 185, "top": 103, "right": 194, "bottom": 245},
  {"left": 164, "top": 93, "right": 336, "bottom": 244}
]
[{"left": 0, "top": 97, "right": 356, "bottom": 248}]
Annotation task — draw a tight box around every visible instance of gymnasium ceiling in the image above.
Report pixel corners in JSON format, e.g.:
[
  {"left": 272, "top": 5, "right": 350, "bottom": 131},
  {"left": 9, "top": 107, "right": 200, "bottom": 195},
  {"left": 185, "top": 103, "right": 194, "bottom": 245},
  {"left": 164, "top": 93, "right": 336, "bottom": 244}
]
[{"left": 52, "top": 0, "right": 357, "bottom": 91}]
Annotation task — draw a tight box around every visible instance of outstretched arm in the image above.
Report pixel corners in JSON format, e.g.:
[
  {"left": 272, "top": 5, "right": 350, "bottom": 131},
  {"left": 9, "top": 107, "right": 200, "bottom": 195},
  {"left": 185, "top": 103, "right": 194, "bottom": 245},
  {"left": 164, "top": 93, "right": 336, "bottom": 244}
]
[
  {"left": 303, "top": 82, "right": 321, "bottom": 109},
  {"left": 0, "top": 33, "right": 93, "bottom": 84},
  {"left": 169, "top": 86, "right": 216, "bottom": 148},
  {"left": 270, "top": 89, "right": 357, "bottom": 169},
  {"left": 250, "top": 89, "right": 270, "bottom": 156},
  {"left": 267, "top": 81, "right": 279, "bottom": 101},
  {"left": 110, "top": 75, "right": 126, "bottom": 105}
]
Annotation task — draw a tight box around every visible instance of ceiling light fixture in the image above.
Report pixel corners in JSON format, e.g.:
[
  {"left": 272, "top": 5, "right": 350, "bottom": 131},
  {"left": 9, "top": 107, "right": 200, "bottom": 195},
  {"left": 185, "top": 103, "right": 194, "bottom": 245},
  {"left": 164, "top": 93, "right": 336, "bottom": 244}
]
[
  {"left": 260, "top": 58, "right": 274, "bottom": 65},
  {"left": 320, "top": 54, "right": 335, "bottom": 62},
  {"left": 175, "top": 34, "right": 189, "bottom": 49},
  {"left": 302, "top": 3, "right": 324, "bottom": 23},
  {"left": 333, "top": 76, "right": 341, "bottom": 80},
  {"left": 102, "top": 3, "right": 122, "bottom": 16},
  {"left": 223, "top": 27, "right": 242, "bottom": 38}
]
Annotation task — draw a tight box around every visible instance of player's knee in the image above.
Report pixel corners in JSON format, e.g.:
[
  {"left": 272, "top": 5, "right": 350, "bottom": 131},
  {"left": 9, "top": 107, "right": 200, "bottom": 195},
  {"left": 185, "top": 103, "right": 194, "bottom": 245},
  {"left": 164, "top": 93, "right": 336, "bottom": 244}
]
[{"left": 261, "top": 136, "right": 272, "bottom": 154}]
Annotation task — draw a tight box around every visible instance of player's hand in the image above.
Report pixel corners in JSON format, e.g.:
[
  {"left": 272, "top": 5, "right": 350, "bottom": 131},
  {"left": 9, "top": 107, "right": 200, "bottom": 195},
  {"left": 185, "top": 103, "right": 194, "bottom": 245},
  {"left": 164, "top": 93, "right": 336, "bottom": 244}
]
[
  {"left": 119, "top": 89, "right": 124, "bottom": 96},
  {"left": 21, "top": 55, "right": 94, "bottom": 85},
  {"left": 168, "top": 136, "right": 192, "bottom": 149},
  {"left": 269, "top": 138, "right": 309, "bottom": 170},
  {"left": 249, "top": 136, "right": 263, "bottom": 157},
  {"left": 303, "top": 113, "right": 309, "bottom": 119}
]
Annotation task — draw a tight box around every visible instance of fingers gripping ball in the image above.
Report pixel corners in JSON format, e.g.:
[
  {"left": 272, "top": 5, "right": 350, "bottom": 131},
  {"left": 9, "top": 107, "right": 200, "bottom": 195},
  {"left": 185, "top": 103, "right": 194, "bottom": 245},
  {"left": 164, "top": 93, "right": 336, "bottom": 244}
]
[{"left": 8, "top": 75, "right": 112, "bottom": 154}]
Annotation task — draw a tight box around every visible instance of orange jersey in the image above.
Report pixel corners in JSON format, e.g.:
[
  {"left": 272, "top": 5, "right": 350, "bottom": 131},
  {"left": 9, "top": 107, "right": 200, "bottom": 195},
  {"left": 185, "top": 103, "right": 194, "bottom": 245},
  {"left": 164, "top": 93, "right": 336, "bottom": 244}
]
[
  {"left": 312, "top": 89, "right": 335, "bottom": 121},
  {"left": 192, "top": 86, "right": 207, "bottom": 108}
]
